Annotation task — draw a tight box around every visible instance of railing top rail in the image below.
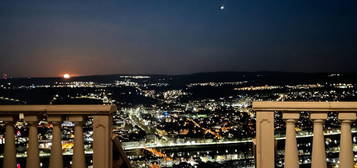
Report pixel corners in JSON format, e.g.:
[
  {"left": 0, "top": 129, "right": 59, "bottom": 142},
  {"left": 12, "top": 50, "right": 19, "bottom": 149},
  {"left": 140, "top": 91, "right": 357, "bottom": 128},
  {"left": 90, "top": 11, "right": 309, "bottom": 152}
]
[
  {"left": 0, "top": 105, "right": 117, "bottom": 115},
  {"left": 253, "top": 101, "right": 357, "bottom": 112}
]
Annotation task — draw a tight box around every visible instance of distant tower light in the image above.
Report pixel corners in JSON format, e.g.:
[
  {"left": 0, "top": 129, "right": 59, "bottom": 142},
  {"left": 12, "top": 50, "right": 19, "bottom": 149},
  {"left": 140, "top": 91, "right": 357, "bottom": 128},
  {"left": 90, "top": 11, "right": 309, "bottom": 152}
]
[{"left": 2, "top": 73, "right": 8, "bottom": 80}]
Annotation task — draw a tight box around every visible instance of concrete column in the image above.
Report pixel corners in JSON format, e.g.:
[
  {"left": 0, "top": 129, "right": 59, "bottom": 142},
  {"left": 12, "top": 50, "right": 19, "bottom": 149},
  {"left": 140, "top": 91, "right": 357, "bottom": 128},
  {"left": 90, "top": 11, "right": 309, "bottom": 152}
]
[
  {"left": 69, "top": 116, "right": 86, "bottom": 168},
  {"left": 93, "top": 115, "right": 113, "bottom": 168},
  {"left": 338, "top": 112, "right": 356, "bottom": 168},
  {"left": 48, "top": 115, "right": 63, "bottom": 168},
  {"left": 283, "top": 112, "right": 300, "bottom": 168},
  {"left": 256, "top": 111, "right": 275, "bottom": 168},
  {"left": 25, "top": 115, "right": 40, "bottom": 168},
  {"left": 1, "top": 116, "right": 17, "bottom": 168},
  {"left": 310, "top": 113, "right": 327, "bottom": 168}
]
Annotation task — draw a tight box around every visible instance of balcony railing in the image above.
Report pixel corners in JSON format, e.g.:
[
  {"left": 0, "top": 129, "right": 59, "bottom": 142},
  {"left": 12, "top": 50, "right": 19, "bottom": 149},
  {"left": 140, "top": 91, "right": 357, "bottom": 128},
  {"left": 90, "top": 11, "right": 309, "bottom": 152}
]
[
  {"left": 253, "top": 101, "right": 357, "bottom": 168},
  {"left": 0, "top": 105, "right": 118, "bottom": 168}
]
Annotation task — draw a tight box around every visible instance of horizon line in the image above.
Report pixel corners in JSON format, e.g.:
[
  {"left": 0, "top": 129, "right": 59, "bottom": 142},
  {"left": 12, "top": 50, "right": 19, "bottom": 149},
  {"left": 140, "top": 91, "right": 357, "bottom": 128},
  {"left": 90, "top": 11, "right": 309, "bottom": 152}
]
[{"left": 1, "top": 71, "right": 355, "bottom": 79}]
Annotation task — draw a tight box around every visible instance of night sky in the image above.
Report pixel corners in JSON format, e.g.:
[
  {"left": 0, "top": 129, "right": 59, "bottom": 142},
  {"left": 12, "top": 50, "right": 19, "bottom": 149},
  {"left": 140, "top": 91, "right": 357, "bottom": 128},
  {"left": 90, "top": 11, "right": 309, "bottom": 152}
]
[{"left": 0, "top": 0, "right": 356, "bottom": 77}]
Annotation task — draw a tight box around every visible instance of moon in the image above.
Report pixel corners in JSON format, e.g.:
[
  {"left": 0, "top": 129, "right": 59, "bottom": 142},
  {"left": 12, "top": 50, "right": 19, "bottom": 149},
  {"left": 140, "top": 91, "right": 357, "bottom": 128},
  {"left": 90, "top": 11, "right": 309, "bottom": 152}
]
[{"left": 63, "top": 73, "right": 71, "bottom": 79}]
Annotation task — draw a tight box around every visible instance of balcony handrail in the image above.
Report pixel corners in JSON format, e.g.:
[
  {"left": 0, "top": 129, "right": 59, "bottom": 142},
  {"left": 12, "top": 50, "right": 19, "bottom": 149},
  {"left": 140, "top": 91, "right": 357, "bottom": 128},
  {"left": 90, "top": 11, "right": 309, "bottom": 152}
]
[
  {"left": 253, "top": 101, "right": 357, "bottom": 111},
  {"left": 0, "top": 104, "right": 116, "bottom": 114},
  {"left": 253, "top": 101, "right": 357, "bottom": 168}
]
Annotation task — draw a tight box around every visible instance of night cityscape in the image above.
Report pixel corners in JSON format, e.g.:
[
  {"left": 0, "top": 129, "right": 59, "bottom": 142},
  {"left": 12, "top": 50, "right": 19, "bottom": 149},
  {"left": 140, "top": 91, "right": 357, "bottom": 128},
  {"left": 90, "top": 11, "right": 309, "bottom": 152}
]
[
  {"left": 0, "top": 0, "right": 356, "bottom": 168},
  {"left": 0, "top": 72, "right": 357, "bottom": 167}
]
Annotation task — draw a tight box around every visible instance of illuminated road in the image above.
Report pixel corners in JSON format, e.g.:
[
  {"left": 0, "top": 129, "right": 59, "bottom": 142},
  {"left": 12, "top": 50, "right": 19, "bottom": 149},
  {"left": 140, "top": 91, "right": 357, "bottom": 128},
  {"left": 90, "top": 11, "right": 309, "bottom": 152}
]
[
  {"left": 123, "top": 129, "right": 357, "bottom": 150},
  {"left": 186, "top": 118, "right": 223, "bottom": 139}
]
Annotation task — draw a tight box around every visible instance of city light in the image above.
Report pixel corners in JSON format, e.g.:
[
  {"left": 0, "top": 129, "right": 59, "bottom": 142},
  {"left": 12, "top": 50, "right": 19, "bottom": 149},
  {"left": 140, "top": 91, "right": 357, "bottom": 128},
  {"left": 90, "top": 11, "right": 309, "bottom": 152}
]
[{"left": 1, "top": 72, "right": 357, "bottom": 167}]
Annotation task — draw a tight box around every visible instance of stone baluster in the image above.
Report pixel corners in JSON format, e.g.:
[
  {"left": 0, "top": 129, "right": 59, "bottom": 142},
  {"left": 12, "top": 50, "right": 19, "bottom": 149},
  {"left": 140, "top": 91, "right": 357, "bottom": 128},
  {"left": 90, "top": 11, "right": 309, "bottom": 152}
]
[
  {"left": 25, "top": 115, "right": 40, "bottom": 168},
  {"left": 282, "top": 112, "right": 300, "bottom": 168},
  {"left": 69, "top": 116, "right": 86, "bottom": 168},
  {"left": 0, "top": 116, "right": 17, "bottom": 168},
  {"left": 338, "top": 112, "right": 356, "bottom": 168},
  {"left": 48, "top": 115, "right": 64, "bottom": 168},
  {"left": 310, "top": 113, "right": 327, "bottom": 168}
]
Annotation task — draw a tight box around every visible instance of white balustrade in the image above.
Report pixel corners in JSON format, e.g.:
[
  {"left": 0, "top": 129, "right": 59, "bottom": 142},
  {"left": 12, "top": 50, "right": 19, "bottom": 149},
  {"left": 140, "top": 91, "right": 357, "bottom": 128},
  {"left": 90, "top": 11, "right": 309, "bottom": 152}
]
[
  {"left": 0, "top": 105, "right": 117, "bottom": 168},
  {"left": 4, "top": 102, "right": 355, "bottom": 168},
  {"left": 253, "top": 102, "right": 357, "bottom": 168}
]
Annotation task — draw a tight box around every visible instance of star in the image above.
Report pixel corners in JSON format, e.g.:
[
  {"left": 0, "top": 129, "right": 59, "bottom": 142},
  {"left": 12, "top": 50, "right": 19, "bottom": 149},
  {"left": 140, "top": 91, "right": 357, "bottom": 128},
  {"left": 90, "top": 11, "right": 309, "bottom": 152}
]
[{"left": 220, "top": 5, "right": 225, "bottom": 10}]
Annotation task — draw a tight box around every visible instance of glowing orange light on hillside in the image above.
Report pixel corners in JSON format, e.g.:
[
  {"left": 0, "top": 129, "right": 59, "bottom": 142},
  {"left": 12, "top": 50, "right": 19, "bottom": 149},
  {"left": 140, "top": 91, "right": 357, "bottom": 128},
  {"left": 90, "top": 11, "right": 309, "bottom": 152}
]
[{"left": 63, "top": 73, "right": 71, "bottom": 79}]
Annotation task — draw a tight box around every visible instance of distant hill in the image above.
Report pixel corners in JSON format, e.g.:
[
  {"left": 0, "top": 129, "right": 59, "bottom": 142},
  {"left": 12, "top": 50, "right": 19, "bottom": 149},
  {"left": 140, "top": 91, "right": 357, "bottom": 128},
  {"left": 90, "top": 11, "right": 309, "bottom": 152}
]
[{"left": 1, "top": 71, "right": 357, "bottom": 86}]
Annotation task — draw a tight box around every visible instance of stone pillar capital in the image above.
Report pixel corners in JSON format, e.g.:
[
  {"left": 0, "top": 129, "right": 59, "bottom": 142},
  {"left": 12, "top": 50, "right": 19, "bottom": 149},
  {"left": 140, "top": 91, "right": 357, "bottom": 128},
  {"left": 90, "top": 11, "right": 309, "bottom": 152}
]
[
  {"left": 310, "top": 113, "right": 327, "bottom": 120},
  {"left": 338, "top": 112, "right": 356, "bottom": 122},
  {"left": 311, "top": 119, "right": 325, "bottom": 124},
  {"left": 285, "top": 119, "right": 298, "bottom": 124}
]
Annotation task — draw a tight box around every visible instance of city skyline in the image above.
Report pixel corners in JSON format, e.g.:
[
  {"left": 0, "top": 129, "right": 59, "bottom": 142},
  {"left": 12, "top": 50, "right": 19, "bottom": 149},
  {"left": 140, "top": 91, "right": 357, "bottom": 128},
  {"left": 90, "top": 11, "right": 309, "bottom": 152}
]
[{"left": 0, "top": 0, "right": 356, "bottom": 77}]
